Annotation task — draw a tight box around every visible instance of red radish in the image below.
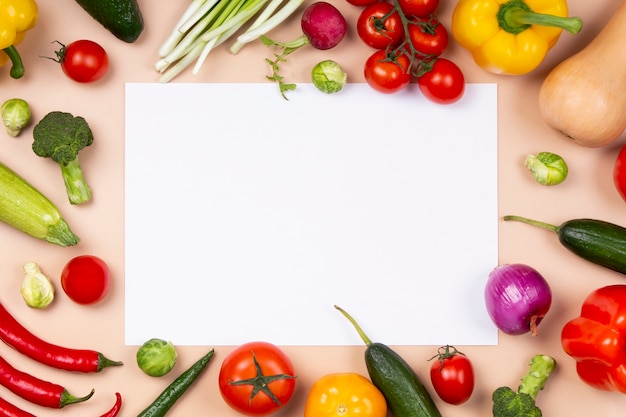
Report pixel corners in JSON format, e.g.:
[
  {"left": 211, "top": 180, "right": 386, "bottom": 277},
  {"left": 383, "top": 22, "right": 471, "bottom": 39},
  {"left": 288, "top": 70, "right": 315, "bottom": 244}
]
[
  {"left": 301, "top": 2, "right": 347, "bottom": 50},
  {"left": 260, "top": 1, "right": 348, "bottom": 99}
]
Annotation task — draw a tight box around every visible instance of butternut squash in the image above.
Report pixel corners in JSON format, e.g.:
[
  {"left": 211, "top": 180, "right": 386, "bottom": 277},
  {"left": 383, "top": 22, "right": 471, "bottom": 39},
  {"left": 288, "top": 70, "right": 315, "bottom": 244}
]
[{"left": 538, "top": 1, "right": 626, "bottom": 147}]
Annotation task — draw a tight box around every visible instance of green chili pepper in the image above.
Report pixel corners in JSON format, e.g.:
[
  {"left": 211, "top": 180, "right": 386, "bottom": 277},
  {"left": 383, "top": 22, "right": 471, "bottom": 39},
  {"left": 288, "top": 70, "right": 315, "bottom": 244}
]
[{"left": 136, "top": 349, "right": 214, "bottom": 417}]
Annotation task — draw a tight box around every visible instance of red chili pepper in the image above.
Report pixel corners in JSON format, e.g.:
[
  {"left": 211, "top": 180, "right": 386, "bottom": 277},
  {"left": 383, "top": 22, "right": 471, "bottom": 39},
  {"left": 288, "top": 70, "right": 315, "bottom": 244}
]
[
  {"left": 99, "top": 392, "right": 122, "bottom": 417},
  {"left": 0, "top": 395, "right": 36, "bottom": 417},
  {"left": 0, "top": 355, "right": 94, "bottom": 408},
  {"left": 0, "top": 302, "right": 122, "bottom": 372}
]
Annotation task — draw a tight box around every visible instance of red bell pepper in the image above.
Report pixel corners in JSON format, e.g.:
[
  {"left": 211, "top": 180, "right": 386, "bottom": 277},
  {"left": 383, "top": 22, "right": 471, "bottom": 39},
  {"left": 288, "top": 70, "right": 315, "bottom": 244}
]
[{"left": 561, "top": 284, "right": 626, "bottom": 393}]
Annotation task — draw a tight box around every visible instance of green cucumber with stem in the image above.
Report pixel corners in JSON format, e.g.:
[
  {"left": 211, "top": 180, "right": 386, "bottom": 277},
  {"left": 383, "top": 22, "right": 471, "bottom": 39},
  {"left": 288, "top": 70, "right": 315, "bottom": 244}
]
[
  {"left": 335, "top": 305, "right": 443, "bottom": 417},
  {"left": 504, "top": 215, "right": 626, "bottom": 275},
  {"left": 0, "top": 161, "right": 79, "bottom": 246}
]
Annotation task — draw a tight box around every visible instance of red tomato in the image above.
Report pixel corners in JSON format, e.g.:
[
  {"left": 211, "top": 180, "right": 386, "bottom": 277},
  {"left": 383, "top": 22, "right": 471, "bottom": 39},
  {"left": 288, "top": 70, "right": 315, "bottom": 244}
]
[
  {"left": 613, "top": 144, "right": 626, "bottom": 201},
  {"left": 407, "top": 17, "right": 449, "bottom": 57},
  {"left": 364, "top": 50, "right": 412, "bottom": 94},
  {"left": 397, "top": 0, "right": 439, "bottom": 17},
  {"left": 57, "top": 40, "right": 109, "bottom": 83},
  {"left": 345, "top": 0, "right": 379, "bottom": 6},
  {"left": 219, "top": 341, "right": 296, "bottom": 416},
  {"left": 418, "top": 58, "right": 465, "bottom": 104},
  {"left": 429, "top": 346, "right": 475, "bottom": 405},
  {"left": 60, "top": 255, "right": 110, "bottom": 305},
  {"left": 357, "top": 2, "right": 404, "bottom": 49}
]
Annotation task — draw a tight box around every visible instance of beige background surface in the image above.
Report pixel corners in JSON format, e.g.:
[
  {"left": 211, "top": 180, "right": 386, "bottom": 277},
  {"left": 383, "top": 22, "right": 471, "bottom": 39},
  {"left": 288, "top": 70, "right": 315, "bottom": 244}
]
[{"left": 1, "top": 0, "right": 625, "bottom": 415}]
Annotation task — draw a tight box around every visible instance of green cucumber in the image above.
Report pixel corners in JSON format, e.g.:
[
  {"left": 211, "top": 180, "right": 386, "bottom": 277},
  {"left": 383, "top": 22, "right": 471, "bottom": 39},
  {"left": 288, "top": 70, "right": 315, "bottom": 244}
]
[
  {"left": 0, "top": 161, "right": 79, "bottom": 246},
  {"left": 74, "top": 0, "right": 144, "bottom": 43},
  {"left": 336, "top": 306, "right": 443, "bottom": 417},
  {"left": 504, "top": 215, "right": 626, "bottom": 275}
]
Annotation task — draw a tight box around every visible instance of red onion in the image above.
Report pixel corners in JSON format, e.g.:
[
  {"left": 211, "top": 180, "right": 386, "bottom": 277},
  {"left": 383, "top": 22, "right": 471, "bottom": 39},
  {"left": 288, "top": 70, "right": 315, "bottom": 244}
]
[{"left": 485, "top": 263, "right": 552, "bottom": 336}]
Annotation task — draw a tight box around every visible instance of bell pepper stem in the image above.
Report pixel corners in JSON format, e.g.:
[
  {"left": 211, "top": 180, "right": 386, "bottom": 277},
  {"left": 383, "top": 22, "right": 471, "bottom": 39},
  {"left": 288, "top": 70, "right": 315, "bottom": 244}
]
[
  {"left": 498, "top": 0, "right": 583, "bottom": 35},
  {"left": 2, "top": 45, "right": 24, "bottom": 79}
]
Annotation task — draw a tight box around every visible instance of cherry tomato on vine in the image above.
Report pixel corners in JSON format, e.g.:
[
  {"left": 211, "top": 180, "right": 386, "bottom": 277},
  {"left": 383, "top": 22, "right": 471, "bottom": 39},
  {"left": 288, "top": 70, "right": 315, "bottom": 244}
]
[
  {"left": 364, "top": 50, "right": 412, "bottom": 94},
  {"left": 429, "top": 345, "right": 475, "bottom": 405},
  {"left": 407, "top": 17, "right": 449, "bottom": 57},
  {"left": 357, "top": 2, "right": 404, "bottom": 49},
  {"left": 51, "top": 40, "right": 109, "bottom": 83},
  {"left": 418, "top": 58, "right": 465, "bottom": 104},
  {"left": 397, "top": 0, "right": 440, "bottom": 17},
  {"left": 61, "top": 255, "right": 111, "bottom": 305},
  {"left": 219, "top": 341, "right": 296, "bottom": 416},
  {"left": 613, "top": 143, "right": 626, "bottom": 202}
]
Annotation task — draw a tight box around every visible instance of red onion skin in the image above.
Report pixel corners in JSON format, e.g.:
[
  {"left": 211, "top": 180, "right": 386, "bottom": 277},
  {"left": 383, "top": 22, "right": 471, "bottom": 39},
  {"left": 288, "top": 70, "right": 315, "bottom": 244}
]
[{"left": 485, "top": 264, "right": 552, "bottom": 336}]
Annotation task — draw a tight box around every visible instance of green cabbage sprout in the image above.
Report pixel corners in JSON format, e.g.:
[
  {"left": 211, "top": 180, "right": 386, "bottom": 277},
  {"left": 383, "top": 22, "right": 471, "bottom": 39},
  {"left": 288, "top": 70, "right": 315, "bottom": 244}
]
[
  {"left": 1, "top": 98, "right": 31, "bottom": 137},
  {"left": 21, "top": 262, "right": 54, "bottom": 308},
  {"left": 136, "top": 338, "right": 177, "bottom": 377},
  {"left": 525, "top": 152, "right": 568, "bottom": 186},
  {"left": 311, "top": 60, "right": 347, "bottom": 94}
]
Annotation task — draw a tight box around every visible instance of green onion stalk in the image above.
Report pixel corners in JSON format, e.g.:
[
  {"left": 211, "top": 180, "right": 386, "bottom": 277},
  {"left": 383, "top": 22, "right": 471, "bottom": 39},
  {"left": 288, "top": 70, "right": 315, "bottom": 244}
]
[{"left": 156, "top": 0, "right": 305, "bottom": 83}]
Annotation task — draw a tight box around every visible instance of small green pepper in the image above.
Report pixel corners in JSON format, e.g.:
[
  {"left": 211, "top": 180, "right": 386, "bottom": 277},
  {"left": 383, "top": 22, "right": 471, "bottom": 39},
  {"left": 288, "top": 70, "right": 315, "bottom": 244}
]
[
  {"left": 525, "top": 152, "right": 568, "bottom": 186},
  {"left": 137, "top": 349, "right": 214, "bottom": 417}
]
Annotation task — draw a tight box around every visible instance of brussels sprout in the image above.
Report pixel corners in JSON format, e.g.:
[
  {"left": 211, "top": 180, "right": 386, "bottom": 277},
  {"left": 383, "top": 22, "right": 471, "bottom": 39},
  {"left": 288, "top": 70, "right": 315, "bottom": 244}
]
[
  {"left": 1, "top": 98, "right": 31, "bottom": 137},
  {"left": 311, "top": 60, "right": 347, "bottom": 94},
  {"left": 525, "top": 152, "right": 568, "bottom": 186},
  {"left": 21, "top": 262, "right": 54, "bottom": 308},
  {"left": 136, "top": 338, "right": 177, "bottom": 377}
]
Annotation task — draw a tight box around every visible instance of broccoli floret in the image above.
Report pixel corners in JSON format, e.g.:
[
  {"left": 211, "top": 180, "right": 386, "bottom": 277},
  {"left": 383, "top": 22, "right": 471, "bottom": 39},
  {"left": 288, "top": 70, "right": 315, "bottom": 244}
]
[
  {"left": 32, "top": 111, "right": 94, "bottom": 205},
  {"left": 492, "top": 354, "right": 556, "bottom": 417}
]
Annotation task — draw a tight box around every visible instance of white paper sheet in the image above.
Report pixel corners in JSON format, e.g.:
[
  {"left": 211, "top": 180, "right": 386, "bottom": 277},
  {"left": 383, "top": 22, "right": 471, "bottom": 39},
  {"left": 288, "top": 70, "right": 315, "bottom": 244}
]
[{"left": 124, "top": 82, "right": 498, "bottom": 346}]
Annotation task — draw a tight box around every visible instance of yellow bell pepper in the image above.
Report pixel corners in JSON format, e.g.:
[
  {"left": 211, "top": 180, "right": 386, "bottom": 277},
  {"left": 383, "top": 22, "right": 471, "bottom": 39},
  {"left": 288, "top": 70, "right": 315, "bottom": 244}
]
[
  {"left": 0, "top": 0, "right": 38, "bottom": 79},
  {"left": 451, "top": 0, "right": 582, "bottom": 75}
]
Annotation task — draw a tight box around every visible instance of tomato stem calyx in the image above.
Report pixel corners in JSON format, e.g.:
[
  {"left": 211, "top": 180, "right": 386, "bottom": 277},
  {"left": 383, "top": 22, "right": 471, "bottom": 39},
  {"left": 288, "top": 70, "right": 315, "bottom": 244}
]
[
  {"left": 428, "top": 345, "right": 465, "bottom": 371},
  {"left": 228, "top": 351, "right": 296, "bottom": 407}
]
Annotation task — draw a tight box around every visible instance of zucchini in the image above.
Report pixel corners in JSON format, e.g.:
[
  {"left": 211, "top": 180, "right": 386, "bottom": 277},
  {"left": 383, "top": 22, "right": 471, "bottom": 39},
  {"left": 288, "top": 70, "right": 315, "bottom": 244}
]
[
  {"left": 335, "top": 306, "right": 443, "bottom": 417},
  {"left": 0, "top": 161, "right": 79, "bottom": 246},
  {"left": 74, "top": 0, "right": 144, "bottom": 43},
  {"left": 504, "top": 215, "right": 626, "bottom": 275}
]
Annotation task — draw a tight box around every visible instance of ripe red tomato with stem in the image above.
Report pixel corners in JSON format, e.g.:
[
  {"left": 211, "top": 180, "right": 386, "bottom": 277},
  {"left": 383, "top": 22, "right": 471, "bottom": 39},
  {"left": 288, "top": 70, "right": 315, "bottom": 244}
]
[
  {"left": 406, "top": 17, "right": 449, "bottom": 57},
  {"left": 61, "top": 255, "right": 110, "bottom": 305},
  {"left": 429, "top": 345, "right": 475, "bottom": 405},
  {"left": 218, "top": 341, "right": 296, "bottom": 416},
  {"left": 357, "top": 2, "right": 404, "bottom": 49},
  {"left": 613, "top": 144, "right": 626, "bottom": 202},
  {"left": 397, "top": 0, "right": 440, "bottom": 17},
  {"left": 47, "top": 40, "right": 109, "bottom": 83},
  {"left": 364, "top": 49, "right": 412, "bottom": 94},
  {"left": 417, "top": 57, "right": 465, "bottom": 104}
]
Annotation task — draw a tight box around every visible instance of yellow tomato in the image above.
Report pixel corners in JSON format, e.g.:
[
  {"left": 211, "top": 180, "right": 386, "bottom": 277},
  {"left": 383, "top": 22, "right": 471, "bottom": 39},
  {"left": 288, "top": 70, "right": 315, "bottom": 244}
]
[{"left": 304, "top": 373, "right": 387, "bottom": 417}]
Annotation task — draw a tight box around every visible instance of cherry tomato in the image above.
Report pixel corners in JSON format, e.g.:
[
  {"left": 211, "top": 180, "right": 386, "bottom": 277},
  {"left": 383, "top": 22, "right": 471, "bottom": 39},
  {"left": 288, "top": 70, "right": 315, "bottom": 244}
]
[
  {"left": 429, "top": 346, "right": 475, "bottom": 405},
  {"left": 219, "top": 341, "right": 296, "bottom": 416},
  {"left": 407, "top": 17, "right": 449, "bottom": 57},
  {"left": 357, "top": 2, "right": 403, "bottom": 49},
  {"left": 364, "top": 50, "right": 412, "bottom": 94},
  {"left": 56, "top": 40, "right": 109, "bottom": 83},
  {"left": 304, "top": 373, "right": 387, "bottom": 417},
  {"left": 397, "top": 0, "right": 439, "bottom": 17},
  {"left": 418, "top": 58, "right": 465, "bottom": 104},
  {"left": 60, "top": 255, "right": 111, "bottom": 305},
  {"left": 613, "top": 143, "right": 626, "bottom": 202},
  {"left": 345, "top": 0, "right": 379, "bottom": 6}
]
